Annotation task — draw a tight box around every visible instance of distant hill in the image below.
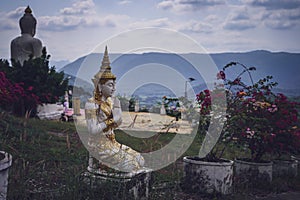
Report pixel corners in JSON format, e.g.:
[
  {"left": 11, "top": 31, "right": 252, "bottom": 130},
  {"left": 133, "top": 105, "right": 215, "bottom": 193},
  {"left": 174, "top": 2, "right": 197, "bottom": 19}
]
[
  {"left": 59, "top": 50, "right": 300, "bottom": 97},
  {"left": 50, "top": 60, "right": 70, "bottom": 71}
]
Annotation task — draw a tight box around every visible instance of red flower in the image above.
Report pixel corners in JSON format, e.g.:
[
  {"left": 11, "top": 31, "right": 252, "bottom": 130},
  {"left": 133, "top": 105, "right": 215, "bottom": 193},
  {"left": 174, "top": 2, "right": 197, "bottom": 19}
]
[
  {"left": 204, "top": 89, "right": 210, "bottom": 95},
  {"left": 217, "top": 71, "right": 226, "bottom": 80},
  {"left": 233, "top": 77, "right": 241, "bottom": 84}
]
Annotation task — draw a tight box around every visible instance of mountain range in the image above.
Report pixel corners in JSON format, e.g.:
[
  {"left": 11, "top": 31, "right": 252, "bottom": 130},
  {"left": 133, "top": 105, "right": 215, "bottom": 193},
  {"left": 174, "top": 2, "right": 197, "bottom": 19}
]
[{"left": 59, "top": 50, "right": 300, "bottom": 98}]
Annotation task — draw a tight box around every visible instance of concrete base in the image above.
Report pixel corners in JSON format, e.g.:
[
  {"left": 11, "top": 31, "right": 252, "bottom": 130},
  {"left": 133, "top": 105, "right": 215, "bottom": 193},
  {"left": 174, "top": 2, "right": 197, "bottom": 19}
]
[
  {"left": 82, "top": 167, "right": 152, "bottom": 200},
  {"left": 37, "top": 103, "right": 63, "bottom": 120}
]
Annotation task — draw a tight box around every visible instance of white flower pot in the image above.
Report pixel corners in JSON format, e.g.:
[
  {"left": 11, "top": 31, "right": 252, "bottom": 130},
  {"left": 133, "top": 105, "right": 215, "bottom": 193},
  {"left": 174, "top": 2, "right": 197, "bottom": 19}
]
[
  {"left": 182, "top": 156, "right": 233, "bottom": 195},
  {"left": 291, "top": 155, "right": 300, "bottom": 176},
  {"left": 0, "top": 151, "right": 12, "bottom": 200},
  {"left": 234, "top": 159, "right": 272, "bottom": 187},
  {"left": 273, "top": 159, "right": 298, "bottom": 178}
]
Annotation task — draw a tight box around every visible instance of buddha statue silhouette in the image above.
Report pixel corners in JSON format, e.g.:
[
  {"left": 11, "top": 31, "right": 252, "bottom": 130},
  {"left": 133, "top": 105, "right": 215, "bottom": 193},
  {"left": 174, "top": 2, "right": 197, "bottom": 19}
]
[
  {"left": 10, "top": 6, "right": 43, "bottom": 65},
  {"left": 85, "top": 46, "right": 145, "bottom": 172}
]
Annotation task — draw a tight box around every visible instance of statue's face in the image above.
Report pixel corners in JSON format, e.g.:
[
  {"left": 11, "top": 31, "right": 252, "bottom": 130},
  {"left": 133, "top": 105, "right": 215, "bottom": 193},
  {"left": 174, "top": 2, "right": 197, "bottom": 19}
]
[{"left": 100, "top": 79, "right": 115, "bottom": 98}]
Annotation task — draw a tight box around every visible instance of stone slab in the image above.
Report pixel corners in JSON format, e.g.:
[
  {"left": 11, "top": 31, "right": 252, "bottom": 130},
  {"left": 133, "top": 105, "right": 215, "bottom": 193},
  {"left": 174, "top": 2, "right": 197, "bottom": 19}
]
[{"left": 81, "top": 168, "right": 152, "bottom": 200}]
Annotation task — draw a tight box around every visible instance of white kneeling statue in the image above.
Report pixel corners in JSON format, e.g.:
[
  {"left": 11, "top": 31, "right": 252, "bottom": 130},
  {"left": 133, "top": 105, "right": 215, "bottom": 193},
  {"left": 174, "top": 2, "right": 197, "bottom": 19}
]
[{"left": 85, "top": 46, "right": 145, "bottom": 172}]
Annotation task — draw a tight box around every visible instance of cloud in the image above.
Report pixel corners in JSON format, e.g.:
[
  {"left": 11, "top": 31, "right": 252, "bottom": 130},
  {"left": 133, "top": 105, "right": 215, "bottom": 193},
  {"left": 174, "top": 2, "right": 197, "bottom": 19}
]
[
  {"left": 262, "top": 8, "right": 300, "bottom": 29},
  {"left": 36, "top": 0, "right": 99, "bottom": 31},
  {"left": 204, "top": 14, "right": 219, "bottom": 22},
  {"left": 178, "top": 20, "right": 213, "bottom": 33},
  {"left": 157, "top": 1, "right": 174, "bottom": 10},
  {"left": 264, "top": 20, "right": 296, "bottom": 30},
  {"left": 100, "top": 14, "right": 131, "bottom": 27},
  {"left": 0, "top": 2, "right": 102, "bottom": 32},
  {"left": 0, "top": 7, "right": 26, "bottom": 30},
  {"left": 39, "top": 14, "right": 130, "bottom": 31},
  {"left": 0, "top": 19, "right": 17, "bottom": 30},
  {"left": 223, "top": 7, "right": 257, "bottom": 31},
  {"left": 59, "top": 0, "right": 95, "bottom": 15},
  {"left": 36, "top": 0, "right": 130, "bottom": 31},
  {"left": 243, "top": 0, "right": 300, "bottom": 30},
  {"left": 118, "top": 0, "right": 132, "bottom": 5},
  {"left": 223, "top": 21, "right": 256, "bottom": 31},
  {"left": 129, "top": 17, "right": 217, "bottom": 34},
  {"left": 157, "top": 0, "right": 226, "bottom": 12},
  {"left": 245, "top": 0, "right": 300, "bottom": 10},
  {"left": 39, "top": 15, "right": 84, "bottom": 31},
  {"left": 6, "top": 7, "right": 25, "bottom": 19},
  {"left": 129, "top": 18, "right": 171, "bottom": 28},
  {"left": 231, "top": 12, "right": 250, "bottom": 21}
]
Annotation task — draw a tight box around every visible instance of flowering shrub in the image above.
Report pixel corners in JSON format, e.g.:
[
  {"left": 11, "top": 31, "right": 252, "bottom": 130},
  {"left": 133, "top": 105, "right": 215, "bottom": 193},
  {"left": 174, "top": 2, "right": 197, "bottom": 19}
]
[
  {"left": 197, "top": 62, "right": 300, "bottom": 161},
  {"left": 162, "top": 96, "right": 182, "bottom": 118},
  {"left": 0, "top": 71, "right": 40, "bottom": 116},
  {"left": 0, "top": 48, "right": 68, "bottom": 117}
]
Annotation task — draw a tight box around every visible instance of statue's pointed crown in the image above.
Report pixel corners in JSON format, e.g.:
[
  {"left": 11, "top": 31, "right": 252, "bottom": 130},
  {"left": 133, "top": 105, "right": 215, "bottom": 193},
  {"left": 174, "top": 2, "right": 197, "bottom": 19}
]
[
  {"left": 92, "top": 46, "right": 116, "bottom": 86},
  {"left": 19, "top": 5, "right": 37, "bottom": 34},
  {"left": 25, "top": 6, "right": 32, "bottom": 14}
]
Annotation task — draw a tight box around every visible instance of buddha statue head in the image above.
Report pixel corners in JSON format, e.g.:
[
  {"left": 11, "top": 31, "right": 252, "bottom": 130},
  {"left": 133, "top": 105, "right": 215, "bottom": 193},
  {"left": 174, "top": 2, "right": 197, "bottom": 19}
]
[
  {"left": 19, "top": 6, "right": 37, "bottom": 37},
  {"left": 92, "top": 46, "right": 116, "bottom": 101}
]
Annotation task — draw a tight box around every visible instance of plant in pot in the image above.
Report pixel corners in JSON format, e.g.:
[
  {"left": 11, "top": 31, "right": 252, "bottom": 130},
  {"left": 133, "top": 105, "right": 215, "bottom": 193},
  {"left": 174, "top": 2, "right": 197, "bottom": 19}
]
[
  {"left": 291, "top": 128, "right": 300, "bottom": 176},
  {"left": 270, "top": 96, "right": 300, "bottom": 178},
  {"left": 182, "top": 61, "right": 300, "bottom": 194},
  {"left": 182, "top": 70, "right": 233, "bottom": 195},
  {"left": 221, "top": 62, "right": 299, "bottom": 187}
]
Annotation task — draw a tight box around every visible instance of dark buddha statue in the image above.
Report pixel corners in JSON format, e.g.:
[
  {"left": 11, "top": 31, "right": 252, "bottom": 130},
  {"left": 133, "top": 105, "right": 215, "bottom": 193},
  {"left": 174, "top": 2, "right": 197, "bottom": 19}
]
[{"left": 10, "top": 6, "right": 43, "bottom": 65}]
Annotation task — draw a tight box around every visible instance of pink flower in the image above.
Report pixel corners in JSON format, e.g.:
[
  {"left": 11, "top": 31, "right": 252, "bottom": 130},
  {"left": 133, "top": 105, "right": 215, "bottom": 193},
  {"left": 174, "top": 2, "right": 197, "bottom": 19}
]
[
  {"left": 217, "top": 71, "right": 226, "bottom": 80},
  {"left": 267, "top": 104, "right": 278, "bottom": 112},
  {"left": 246, "top": 128, "right": 255, "bottom": 138}
]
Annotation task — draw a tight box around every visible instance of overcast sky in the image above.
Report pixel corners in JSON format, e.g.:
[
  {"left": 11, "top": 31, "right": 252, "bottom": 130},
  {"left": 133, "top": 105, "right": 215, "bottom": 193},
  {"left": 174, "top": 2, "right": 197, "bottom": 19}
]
[{"left": 1, "top": 0, "right": 300, "bottom": 62}]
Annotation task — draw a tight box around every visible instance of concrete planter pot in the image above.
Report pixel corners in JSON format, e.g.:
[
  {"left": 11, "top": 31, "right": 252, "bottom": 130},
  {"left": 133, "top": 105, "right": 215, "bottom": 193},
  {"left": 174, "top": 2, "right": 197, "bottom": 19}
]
[
  {"left": 273, "top": 159, "right": 298, "bottom": 178},
  {"left": 182, "top": 156, "right": 234, "bottom": 195},
  {"left": 234, "top": 159, "right": 272, "bottom": 187},
  {"left": 291, "top": 155, "right": 300, "bottom": 176},
  {"left": 0, "top": 151, "right": 12, "bottom": 200}
]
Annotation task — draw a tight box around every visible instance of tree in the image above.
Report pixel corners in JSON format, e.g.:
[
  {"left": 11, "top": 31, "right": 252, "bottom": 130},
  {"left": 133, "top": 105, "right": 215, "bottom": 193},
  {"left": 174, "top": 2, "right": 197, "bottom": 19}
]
[{"left": 0, "top": 47, "right": 68, "bottom": 116}]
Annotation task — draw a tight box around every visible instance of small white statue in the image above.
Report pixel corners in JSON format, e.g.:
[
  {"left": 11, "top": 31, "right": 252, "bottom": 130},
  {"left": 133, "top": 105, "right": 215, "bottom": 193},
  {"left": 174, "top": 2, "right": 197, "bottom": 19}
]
[
  {"left": 85, "top": 46, "right": 144, "bottom": 172},
  {"left": 160, "top": 102, "right": 166, "bottom": 115},
  {"left": 134, "top": 99, "right": 139, "bottom": 112}
]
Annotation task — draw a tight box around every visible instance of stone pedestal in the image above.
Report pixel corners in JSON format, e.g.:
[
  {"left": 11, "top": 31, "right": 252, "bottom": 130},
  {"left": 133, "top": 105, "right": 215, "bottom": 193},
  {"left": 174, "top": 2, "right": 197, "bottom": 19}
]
[
  {"left": 82, "top": 167, "right": 152, "bottom": 200},
  {"left": 73, "top": 97, "right": 81, "bottom": 115}
]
